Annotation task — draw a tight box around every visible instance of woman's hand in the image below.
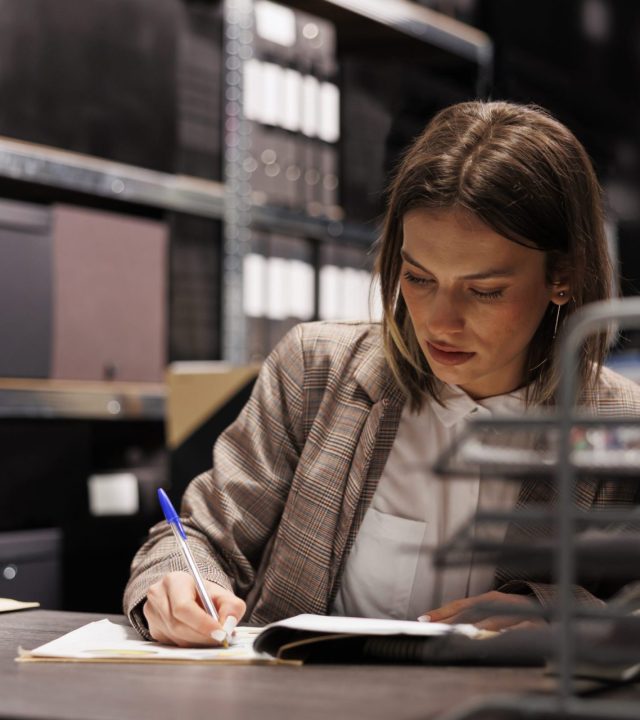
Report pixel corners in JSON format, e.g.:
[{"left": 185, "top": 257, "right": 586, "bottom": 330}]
[
  {"left": 420, "top": 590, "right": 545, "bottom": 631},
  {"left": 143, "top": 571, "right": 246, "bottom": 646}
]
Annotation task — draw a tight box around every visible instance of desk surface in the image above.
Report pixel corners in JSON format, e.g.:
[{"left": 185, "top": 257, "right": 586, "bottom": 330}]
[{"left": 0, "top": 610, "right": 636, "bottom": 720}]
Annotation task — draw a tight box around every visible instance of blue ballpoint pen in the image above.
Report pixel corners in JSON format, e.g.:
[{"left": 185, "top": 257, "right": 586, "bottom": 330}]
[{"left": 157, "top": 489, "right": 226, "bottom": 643}]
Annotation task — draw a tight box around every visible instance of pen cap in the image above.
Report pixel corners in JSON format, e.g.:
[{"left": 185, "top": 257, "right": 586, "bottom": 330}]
[{"left": 157, "top": 488, "right": 180, "bottom": 525}]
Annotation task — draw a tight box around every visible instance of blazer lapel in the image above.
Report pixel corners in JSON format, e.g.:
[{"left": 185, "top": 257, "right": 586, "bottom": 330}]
[{"left": 328, "top": 395, "right": 403, "bottom": 601}]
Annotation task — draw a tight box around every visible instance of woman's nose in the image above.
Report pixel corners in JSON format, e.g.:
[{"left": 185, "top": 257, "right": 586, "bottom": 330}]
[{"left": 427, "top": 293, "right": 465, "bottom": 335}]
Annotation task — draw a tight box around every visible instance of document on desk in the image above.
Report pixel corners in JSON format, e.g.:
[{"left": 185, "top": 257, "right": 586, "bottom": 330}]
[
  {"left": 16, "top": 614, "right": 548, "bottom": 667},
  {"left": 0, "top": 598, "right": 40, "bottom": 613},
  {"left": 16, "top": 619, "right": 296, "bottom": 665}
]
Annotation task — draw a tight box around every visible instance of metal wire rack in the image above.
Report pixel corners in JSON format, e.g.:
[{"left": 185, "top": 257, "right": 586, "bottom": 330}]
[{"left": 433, "top": 297, "right": 640, "bottom": 720}]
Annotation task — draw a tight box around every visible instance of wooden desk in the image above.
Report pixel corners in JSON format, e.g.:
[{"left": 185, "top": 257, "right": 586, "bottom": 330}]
[{"left": 0, "top": 610, "right": 634, "bottom": 720}]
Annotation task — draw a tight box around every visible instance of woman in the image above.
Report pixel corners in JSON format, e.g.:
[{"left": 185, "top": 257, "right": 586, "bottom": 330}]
[{"left": 124, "top": 100, "right": 640, "bottom": 646}]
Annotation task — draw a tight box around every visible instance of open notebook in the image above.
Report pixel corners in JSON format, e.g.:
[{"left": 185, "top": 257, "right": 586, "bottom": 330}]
[{"left": 253, "top": 614, "right": 551, "bottom": 666}]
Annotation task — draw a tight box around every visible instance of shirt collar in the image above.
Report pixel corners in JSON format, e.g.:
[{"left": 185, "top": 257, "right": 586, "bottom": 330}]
[{"left": 430, "top": 381, "right": 528, "bottom": 428}]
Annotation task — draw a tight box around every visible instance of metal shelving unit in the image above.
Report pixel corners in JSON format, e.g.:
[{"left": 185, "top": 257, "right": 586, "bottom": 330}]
[
  {"left": 221, "top": 0, "right": 493, "bottom": 362},
  {"left": 0, "top": 136, "right": 226, "bottom": 219},
  {"left": 435, "top": 297, "right": 640, "bottom": 720},
  {"left": 321, "top": 0, "right": 492, "bottom": 65},
  {"left": 0, "top": 0, "right": 493, "bottom": 403}
]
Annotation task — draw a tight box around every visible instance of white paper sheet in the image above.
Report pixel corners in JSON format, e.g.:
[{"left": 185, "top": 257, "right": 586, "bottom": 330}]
[{"left": 18, "top": 619, "right": 277, "bottom": 664}]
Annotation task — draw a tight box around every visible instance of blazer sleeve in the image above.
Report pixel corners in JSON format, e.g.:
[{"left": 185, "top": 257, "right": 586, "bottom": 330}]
[
  {"left": 496, "top": 579, "right": 605, "bottom": 609},
  {"left": 496, "top": 476, "right": 640, "bottom": 611},
  {"left": 123, "top": 324, "right": 307, "bottom": 638}
]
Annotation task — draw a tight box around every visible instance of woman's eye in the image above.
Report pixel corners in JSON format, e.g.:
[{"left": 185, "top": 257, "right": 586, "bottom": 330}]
[
  {"left": 402, "top": 271, "right": 432, "bottom": 286},
  {"left": 470, "top": 288, "right": 504, "bottom": 300}
]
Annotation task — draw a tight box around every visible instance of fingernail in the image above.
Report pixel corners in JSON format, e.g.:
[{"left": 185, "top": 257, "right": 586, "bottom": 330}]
[
  {"left": 211, "top": 630, "right": 227, "bottom": 643},
  {"left": 418, "top": 615, "right": 431, "bottom": 623},
  {"left": 223, "top": 616, "right": 238, "bottom": 634}
]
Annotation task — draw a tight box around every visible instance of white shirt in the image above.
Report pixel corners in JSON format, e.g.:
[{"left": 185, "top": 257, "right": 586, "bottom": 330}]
[{"left": 331, "top": 383, "right": 526, "bottom": 620}]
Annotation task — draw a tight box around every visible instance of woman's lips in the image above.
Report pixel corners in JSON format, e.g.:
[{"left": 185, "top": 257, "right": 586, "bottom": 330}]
[{"left": 426, "top": 341, "right": 476, "bottom": 366}]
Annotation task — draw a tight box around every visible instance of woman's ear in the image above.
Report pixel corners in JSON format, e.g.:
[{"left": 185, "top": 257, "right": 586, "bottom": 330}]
[{"left": 551, "top": 276, "right": 571, "bottom": 306}]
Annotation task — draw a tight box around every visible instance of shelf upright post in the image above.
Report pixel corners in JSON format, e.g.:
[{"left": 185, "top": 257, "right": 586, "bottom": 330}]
[{"left": 222, "top": 0, "right": 254, "bottom": 363}]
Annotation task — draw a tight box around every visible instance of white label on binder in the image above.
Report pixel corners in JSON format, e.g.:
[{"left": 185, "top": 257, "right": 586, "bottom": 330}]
[
  {"left": 281, "top": 68, "right": 302, "bottom": 132},
  {"left": 243, "top": 253, "right": 268, "bottom": 317},
  {"left": 318, "top": 82, "right": 340, "bottom": 143},
  {"left": 88, "top": 473, "right": 139, "bottom": 516},
  {"left": 243, "top": 59, "right": 263, "bottom": 123},
  {"left": 301, "top": 75, "right": 320, "bottom": 138},
  {"left": 262, "top": 62, "right": 283, "bottom": 127},
  {"left": 255, "top": 1, "right": 296, "bottom": 47},
  {"left": 267, "top": 256, "right": 289, "bottom": 320},
  {"left": 288, "top": 259, "right": 315, "bottom": 320},
  {"left": 319, "top": 264, "right": 342, "bottom": 320}
]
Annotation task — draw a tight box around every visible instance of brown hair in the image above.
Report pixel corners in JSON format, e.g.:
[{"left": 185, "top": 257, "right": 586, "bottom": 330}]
[{"left": 375, "top": 100, "right": 613, "bottom": 409}]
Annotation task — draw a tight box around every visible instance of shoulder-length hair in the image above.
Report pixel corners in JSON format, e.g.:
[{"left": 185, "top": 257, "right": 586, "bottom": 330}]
[{"left": 375, "top": 100, "right": 613, "bottom": 410}]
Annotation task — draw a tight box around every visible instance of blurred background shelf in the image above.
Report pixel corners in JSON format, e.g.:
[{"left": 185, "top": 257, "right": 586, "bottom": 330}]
[
  {"left": 0, "top": 378, "right": 166, "bottom": 420},
  {"left": 291, "top": 0, "right": 493, "bottom": 64},
  {"left": 0, "top": 136, "right": 226, "bottom": 219},
  {"left": 0, "top": 135, "right": 377, "bottom": 248}
]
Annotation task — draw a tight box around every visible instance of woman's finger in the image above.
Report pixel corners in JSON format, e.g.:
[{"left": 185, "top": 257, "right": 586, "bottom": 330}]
[
  {"left": 165, "top": 576, "right": 225, "bottom": 644},
  {"left": 215, "top": 592, "right": 247, "bottom": 635},
  {"left": 421, "top": 597, "right": 474, "bottom": 622}
]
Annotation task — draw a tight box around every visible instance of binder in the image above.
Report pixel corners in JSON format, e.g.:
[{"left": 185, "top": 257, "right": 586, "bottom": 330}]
[
  {"left": 249, "top": 124, "right": 297, "bottom": 209},
  {"left": 341, "top": 54, "right": 474, "bottom": 223},
  {"left": 318, "top": 240, "right": 373, "bottom": 322},
  {"left": 294, "top": 9, "right": 337, "bottom": 77},
  {"left": 243, "top": 231, "right": 315, "bottom": 360},
  {"left": 340, "top": 57, "right": 392, "bottom": 224},
  {"left": 268, "top": 234, "right": 315, "bottom": 350},
  {"left": 253, "top": 0, "right": 297, "bottom": 65},
  {"left": 253, "top": 614, "right": 548, "bottom": 666},
  {"left": 0, "top": 0, "right": 177, "bottom": 171},
  {"left": 244, "top": 231, "right": 271, "bottom": 362},
  {"left": 0, "top": 199, "right": 52, "bottom": 378},
  {"left": 169, "top": 214, "right": 222, "bottom": 362},
  {"left": 248, "top": 2, "right": 339, "bottom": 218},
  {"left": 175, "top": 1, "right": 223, "bottom": 180}
]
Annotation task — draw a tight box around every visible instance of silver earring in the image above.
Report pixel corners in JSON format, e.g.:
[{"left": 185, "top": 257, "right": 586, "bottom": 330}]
[{"left": 553, "top": 303, "right": 562, "bottom": 340}]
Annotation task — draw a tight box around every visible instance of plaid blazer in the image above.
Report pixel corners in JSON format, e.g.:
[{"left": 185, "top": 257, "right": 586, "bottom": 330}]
[{"left": 124, "top": 321, "right": 640, "bottom": 637}]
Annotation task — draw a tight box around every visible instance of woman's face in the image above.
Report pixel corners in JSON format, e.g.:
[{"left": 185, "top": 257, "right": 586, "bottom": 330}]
[{"left": 400, "top": 208, "right": 567, "bottom": 399}]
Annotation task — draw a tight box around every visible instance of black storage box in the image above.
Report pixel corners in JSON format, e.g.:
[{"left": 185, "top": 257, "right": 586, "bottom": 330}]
[{"left": 0, "top": 528, "right": 63, "bottom": 609}]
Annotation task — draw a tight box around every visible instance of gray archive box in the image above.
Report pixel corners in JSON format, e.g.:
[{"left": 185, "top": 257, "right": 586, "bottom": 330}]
[
  {"left": 0, "top": 198, "right": 53, "bottom": 378},
  {"left": 0, "top": 528, "right": 62, "bottom": 609},
  {"left": 51, "top": 204, "right": 168, "bottom": 382}
]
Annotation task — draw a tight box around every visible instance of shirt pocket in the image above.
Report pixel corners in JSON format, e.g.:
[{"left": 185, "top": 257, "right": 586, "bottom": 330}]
[{"left": 334, "top": 507, "right": 427, "bottom": 620}]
